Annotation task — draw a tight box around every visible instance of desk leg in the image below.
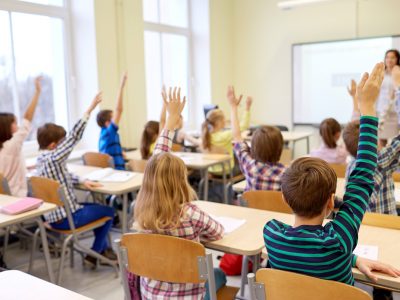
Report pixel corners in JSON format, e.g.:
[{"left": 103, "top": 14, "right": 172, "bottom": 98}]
[
  {"left": 122, "top": 193, "right": 128, "bottom": 234},
  {"left": 203, "top": 169, "right": 209, "bottom": 202},
  {"left": 222, "top": 162, "right": 228, "bottom": 204},
  {"left": 239, "top": 255, "right": 249, "bottom": 297},
  {"left": 291, "top": 140, "right": 295, "bottom": 159},
  {"left": 37, "top": 218, "right": 55, "bottom": 283},
  {"left": 306, "top": 136, "right": 310, "bottom": 154}
]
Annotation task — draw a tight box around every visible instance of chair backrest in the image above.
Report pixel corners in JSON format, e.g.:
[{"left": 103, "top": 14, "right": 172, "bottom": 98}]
[
  {"left": 393, "top": 172, "right": 400, "bottom": 182},
  {"left": 362, "top": 212, "right": 400, "bottom": 230},
  {"left": 0, "top": 173, "right": 11, "bottom": 195},
  {"left": 128, "top": 159, "right": 147, "bottom": 173},
  {"left": 82, "top": 152, "right": 114, "bottom": 168},
  {"left": 329, "top": 164, "right": 347, "bottom": 178},
  {"left": 171, "top": 143, "right": 183, "bottom": 152},
  {"left": 29, "top": 176, "right": 64, "bottom": 207},
  {"left": 249, "top": 269, "right": 371, "bottom": 300},
  {"left": 280, "top": 148, "right": 292, "bottom": 166},
  {"left": 243, "top": 190, "right": 292, "bottom": 214}
]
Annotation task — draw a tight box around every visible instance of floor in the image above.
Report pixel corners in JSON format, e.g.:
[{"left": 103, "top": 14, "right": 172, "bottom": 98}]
[{"left": 2, "top": 230, "right": 400, "bottom": 300}]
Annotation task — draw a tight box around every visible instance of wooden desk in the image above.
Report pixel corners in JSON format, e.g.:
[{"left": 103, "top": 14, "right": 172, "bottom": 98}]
[
  {"left": 67, "top": 164, "right": 144, "bottom": 233},
  {"left": 0, "top": 195, "right": 57, "bottom": 283},
  {"left": 0, "top": 270, "right": 93, "bottom": 300},
  {"left": 195, "top": 201, "right": 400, "bottom": 292}
]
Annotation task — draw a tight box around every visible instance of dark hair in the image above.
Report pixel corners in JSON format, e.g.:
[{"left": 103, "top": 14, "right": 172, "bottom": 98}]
[
  {"left": 343, "top": 120, "right": 359, "bottom": 157},
  {"left": 385, "top": 49, "right": 400, "bottom": 68},
  {"left": 281, "top": 157, "right": 337, "bottom": 218},
  {"left": 0, "top": 113, "right": 16, "bottom": 149},
  {"left": 37, "top": 123, "right": 67, "bottom": 150},
  {"left": 319, "top": 118, "right": 341, "bottom": 149},
  {"left": 140, "top": 121, "right": 160, "bottom": 159},
  {"left": 251, "top": 126, "right": 283, "bottom": 164},
  {"left": 96, "top": 110, "right": 113, "bottom": 128}
]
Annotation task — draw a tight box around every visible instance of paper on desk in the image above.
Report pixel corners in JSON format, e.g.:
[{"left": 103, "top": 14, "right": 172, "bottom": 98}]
[
  {"left": 84, "top": 168, "right": 135, "bottom": 182},
  {"left": 353, "top": 245, "right": 378, "bottom": 261},
  {"left": 210, "top": 215, "right": 246, "bottom": 234}
]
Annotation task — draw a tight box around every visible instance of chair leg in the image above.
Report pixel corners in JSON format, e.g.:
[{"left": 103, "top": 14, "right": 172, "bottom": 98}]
[
  {"left": 57, "top": 235, "right": 73, "bottom": 285},
  {"left": 2, "top": 226, "right": 10, "bottom": 258},
  {"left": 69, "top": 241, "right": 74, "bottom": 268},
  {"left": 28, "top": 228, "right": 40, "bottom": 274},
  {"left": 198, "top": 178, "right": 204, "bottom": 199}
]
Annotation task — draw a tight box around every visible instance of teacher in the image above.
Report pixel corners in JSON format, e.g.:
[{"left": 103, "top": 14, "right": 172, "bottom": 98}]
[{"left": 377, "top": 49, "right": 400, "bottom": 146}]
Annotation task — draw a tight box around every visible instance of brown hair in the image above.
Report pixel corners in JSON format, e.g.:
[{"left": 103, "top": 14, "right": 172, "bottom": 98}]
[
  {"left": 96, "top": 110, "right": 112, "bottom": 128},
  {"left": 140, "top": 121, "right": 160, "bottom": 159},
  {"left": 0, "top": 113, "right": 16, "bottom": 149},
  {"left": 133, "top": 152, "right": 197, "bottom": 232},
  {"left": 201, "top": 109, "right": 225, "bottom": 150},
  {"left": 251, "top": 126, "right": 283, "bottom": 164},
  {"left": 281, "top": 157, "right": 336, "bottom": 218},
  {"left": 37, "top": 123, "right": 67, "bottom": 150},
  {"left": 342, "top": 120, "right": 359, "bottom": 157},
  {"left": 319, "top": 118, "right": 341, "bottom": 148}
]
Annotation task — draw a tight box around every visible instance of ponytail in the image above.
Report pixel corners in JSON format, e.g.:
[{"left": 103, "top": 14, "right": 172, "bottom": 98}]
[
  {"left": 140, "top": 121, "right": 160, "bottom": 159},
  {"left": 201, "top": 120, "right": 211, "bottom": 150},
  {"left": 319, "top": 118, "right": 341, "bottom": 149}
]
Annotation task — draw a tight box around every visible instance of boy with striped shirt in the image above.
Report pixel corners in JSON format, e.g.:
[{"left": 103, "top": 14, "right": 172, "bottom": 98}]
[{"left": 264, "top": 63, "right": 400, "bottom": 287}]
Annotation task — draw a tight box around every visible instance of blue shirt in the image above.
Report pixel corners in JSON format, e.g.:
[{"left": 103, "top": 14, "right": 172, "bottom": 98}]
[{"left": 99, "top": 122, "right": 125, "bottom": 170}]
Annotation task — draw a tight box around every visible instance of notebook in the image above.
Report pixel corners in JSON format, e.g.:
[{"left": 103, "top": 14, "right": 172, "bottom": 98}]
[
  {"left": 0, "top": 197, "right": 43, "bottom": 215},
  {"left": 210, "top": 215, "right": 246, "bottom": 234},
  {"left": 83, "top": 168, "right": 135, "bottom": 182}
]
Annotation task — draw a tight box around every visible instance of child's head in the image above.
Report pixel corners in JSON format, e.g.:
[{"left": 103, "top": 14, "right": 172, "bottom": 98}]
[
  {"left": 37, "top": 123, "right": 67, "bottom": 150},
  {"left": 342, "top": 120, "right": 359, "bottom": 157},
  {"left": 140, "top": 121, "right": 160, "bottom": 159},
  {"left": 0, "top": 113, "right": 17, "bottom": 149},
  {"left": 282, "top": 157, "right": 337, "bottom": 218},
  {"left": 319, "top": 118, "right": 341, "bottom": 149},
  {"left": 251, "top": 126, "right": 283, "bottom": 164},
  {"left": 134, "top": 152, "right": 197, "bottom": 231},
  {"left": 96, "top": 109, "right": 113, "bottom": 128},
  {"left": 201, "top": 109, "right": 225, "bottom": 150}
]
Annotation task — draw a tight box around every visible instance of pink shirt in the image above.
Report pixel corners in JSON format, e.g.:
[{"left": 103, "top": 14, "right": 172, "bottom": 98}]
[
  {"left": 310, "top": 143, "right": 348, "bottom": 164},
  {"left": 0, "top": 119, "right": 31, "bottom": 197}
]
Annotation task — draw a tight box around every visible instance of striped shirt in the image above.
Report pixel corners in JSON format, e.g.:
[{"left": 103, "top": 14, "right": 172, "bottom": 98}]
[
  {"left": 264, "top": 116, "right": 378, "bottom": 285},
  {"left": 99, "top": 122, "right": 125, "bottom": 170},
  {"left": 233, "top": 141, "right": 286, "bottom": 191},
  {"left": 36, "top": 116, "right": 88, "bottom": 223}
]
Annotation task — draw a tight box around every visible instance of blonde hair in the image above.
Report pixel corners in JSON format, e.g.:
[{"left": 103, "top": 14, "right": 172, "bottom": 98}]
[
  {"left": 201, "top": 109, "right": 225, "bottom": 150},
  {"left": 134, "top": 152, "right": 197, "bottom": 232}
]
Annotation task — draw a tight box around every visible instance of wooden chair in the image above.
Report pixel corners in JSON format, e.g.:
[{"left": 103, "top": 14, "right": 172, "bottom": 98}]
[
  {"left": 242, "top": 190, "right": 292, "bottom": 214},
  {"left": 82, "top": 152, "right": 114, "bottom": 168},
  {"left": 171, "top": 143, "right": 183, "bottom": 152},
  {"left": 128, "top": 159, "right": 148, "bottom": 173},
  {"left": 247, "top": 269, "right": 371, "bottom": 300},
  {"left": 329, "top": 164, "right": 347, "bottom": 178},
  {"left": 116, "top": 233, "right": 239, "bottom": 300},
  {"left": 392, "top": 172, "right": 400, "bottom": 182},
  {"left": 28, "top": 176, "right": 118, "bottom": 284},
  {"left": 362, "top": 212, "right": 400, "bottom": 230},
  {"left": 280, "top": 148, "right": 293, "bottom": 166},
  {"left": 0, "top": 173, "right": 11, "bottom": 195}
]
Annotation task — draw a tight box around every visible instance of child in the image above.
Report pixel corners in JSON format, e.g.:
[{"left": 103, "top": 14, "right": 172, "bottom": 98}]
[
  {"left": 201, "top": 86, "right": 252, "bottom": 174},
  {"left": 36, "top": 92, "right": 116, "bottom": 267},
  {"left": 97, "top": 72, "right": 128, "bottom": 170},
  {"left": 0, "top": 76, "right": 41, "bottom": 197},
  {"left": 229, "top": 86, "right": 286, "bottom": 191},
  {"left": 140, "top": 121, "right": 159, "bottom": 159},
  {"left": 264, "top": 63, "right": 400, "bottom": 286},
  {"left": 310, "top": 118, "right": 348, "bottom": 164},
  {"left": 343, "top": 65, "right": 400, "bottom": 216},
  {"left": 132, "top": 88, "right": 226, "bottom": 299}
]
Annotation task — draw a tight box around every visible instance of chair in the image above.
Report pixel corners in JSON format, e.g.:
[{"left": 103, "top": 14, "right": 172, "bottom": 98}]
[
  {"left": 280, "top": 148, "right": 292, "bottom": 166},
  {"left": 0, "top": 173, "right": 11, "bottom": 195},
  {"left": 329, "top": 164, "right": 347, "bottom": 178},
  {"left": 362, "top": 212, "right": 400, "bottom": 230},
  {"left": 393, "top": 172, "right": 400, "bottom": 182},
  {"left": 247, "top": 269, "right": 371, "bottom": 300},
  {"left": 242, "top": 191, "right": 292, "bottom": 214},
  {"left": 28, "top": 176, "right": 118, "bottom": 284},
  {"left": 115, "top": 233, "right": 239, "bottom": 300},
  {"left": 172, "top": 143, "right": 184, "bottom": 152},
  {"left": 82, "top": 152, "right": 114, "bottom": 168},
  {"left": 128, "top": 159, "right": 147, "bottom": 173}
]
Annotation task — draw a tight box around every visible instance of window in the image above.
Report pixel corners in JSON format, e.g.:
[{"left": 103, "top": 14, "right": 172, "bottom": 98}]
[
  {"left": 142, "top": 0, "right": 191, "bottom": 122},
  {"left": 0, "top": 1, "right": 70, "bottom": 141}
]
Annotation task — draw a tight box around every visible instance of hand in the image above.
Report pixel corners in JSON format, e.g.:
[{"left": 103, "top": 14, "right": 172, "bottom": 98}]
[
  {"left": 86, "top": 92, "right": 103, "bottom": 115},
  {"left": 227, "top": 86, "right": 243, "bottom": 108},
  {"left": 120, "top": 71, "right": 128, "bottom": 87},
  {"left": 161, "top": 85, "right": 167, "bottom": 105},
  {"left": 246, "top": 96, "right": 253, "bottom": 110},
  {"left": 347, "top": 79, "right": 356, "bottom": 98},
  {"left": 392, "top": 65, "right": 400, "bottom": 88},
  {"left": 83, "top": 180, "right": 103, "bottom": 190},
  {"left": 356, "top": 256, "right": 400, "bottom": 282},
  {"left": 357, "top": 62, "right": 385, "bottom": 116},
  {"left": 35, "top": 76, "right": 43, "bottom": 94},
  {"left": 164, "top": 87, "right": 186, "bottom": 130}
]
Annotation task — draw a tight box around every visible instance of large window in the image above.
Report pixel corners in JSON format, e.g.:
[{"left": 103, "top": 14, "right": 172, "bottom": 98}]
[
  {"left": 143, "top": 0, "right": 191, "bottom": 121},
  {"left": 0, "top": 0, "right": 70, "bottom": 141}
]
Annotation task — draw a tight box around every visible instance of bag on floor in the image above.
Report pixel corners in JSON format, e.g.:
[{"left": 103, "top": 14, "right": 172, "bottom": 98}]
[{"left": 219, "top": 254, "right": 253, "bottom": 276}]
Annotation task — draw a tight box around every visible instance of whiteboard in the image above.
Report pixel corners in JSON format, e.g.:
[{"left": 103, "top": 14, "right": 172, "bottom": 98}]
[{"left": 293, "top": 36, "right": 400, "bottom": 125}]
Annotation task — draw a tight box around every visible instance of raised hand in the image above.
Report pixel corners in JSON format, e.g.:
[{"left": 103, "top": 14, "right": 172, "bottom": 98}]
[
  {"left": 120, "top": 71, "right": 128, "bottom": 88},
  {"left": 347, "top": 79, "right": 356, "bottom": 98},
  {"left": 246, "top": 96, "right": 253, "bottom": 111},
  {"left": 161, "top": 85, "right": 168, "bottom": 104},
  {"left": 392, "top": 65, "right": 400, "bottom": 88},
  {"left": 164, "top": 86, "right": 186, "bottom": 130},
  {"left": 35, "top": 76, "right": 43, "bottom": 94},
  {"left": 86, "top": 92, "right": 103, "bottom": 115},
  {"left": 227, "top": 86, "right": 243, "bottom": 108}
]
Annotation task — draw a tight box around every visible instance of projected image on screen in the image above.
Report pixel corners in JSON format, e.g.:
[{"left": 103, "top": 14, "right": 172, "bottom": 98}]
[{"left": 293, "top": 36, "right": 400, "bottom": 124}]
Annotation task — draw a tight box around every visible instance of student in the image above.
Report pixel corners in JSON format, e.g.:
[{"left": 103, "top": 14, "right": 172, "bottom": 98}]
[
  {"left": 264, "top": 63, "right": 400, "bottom": 287},
  {"left": 97, "top": 72, "right": 128, "bottom": 170},
  {"left": 36, "top": 92, "right": 116, "bottom": 267},
  {"left": 201, "top": 86, "right": 252, "bottom": 174},
  {"left": 131, "top": 88, "right": 226, "bottom": 299},
  {"left": 0, "top": 76, "right": 41, "bottom": 197},
  {"left": 309, "top": 118, "right": 348, "bottom": 164},
  {"left": 343, "top": 65, "right": 400, "bottom": 216},
  {"left": 140, "top": 121, "right": 159, "bottom": 160},
  {"left": 229, "top": 87, "right": 286, "bottom": 191}
]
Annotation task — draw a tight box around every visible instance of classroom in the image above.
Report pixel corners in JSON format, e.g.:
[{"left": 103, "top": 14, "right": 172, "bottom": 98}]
[{"left": 0, "top": 0, "right": 400, "bottom": 299}]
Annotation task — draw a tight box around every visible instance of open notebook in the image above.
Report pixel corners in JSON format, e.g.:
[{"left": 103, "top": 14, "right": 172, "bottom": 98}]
[
  {"left": 353, "top": 245, "right": 378, "bottom": 261},
  {"left": 83, "top": 168, "right": 135, "bottom": 183},
  {"left": 210, "top": 215, "right": 246, "bottom": 234}
]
